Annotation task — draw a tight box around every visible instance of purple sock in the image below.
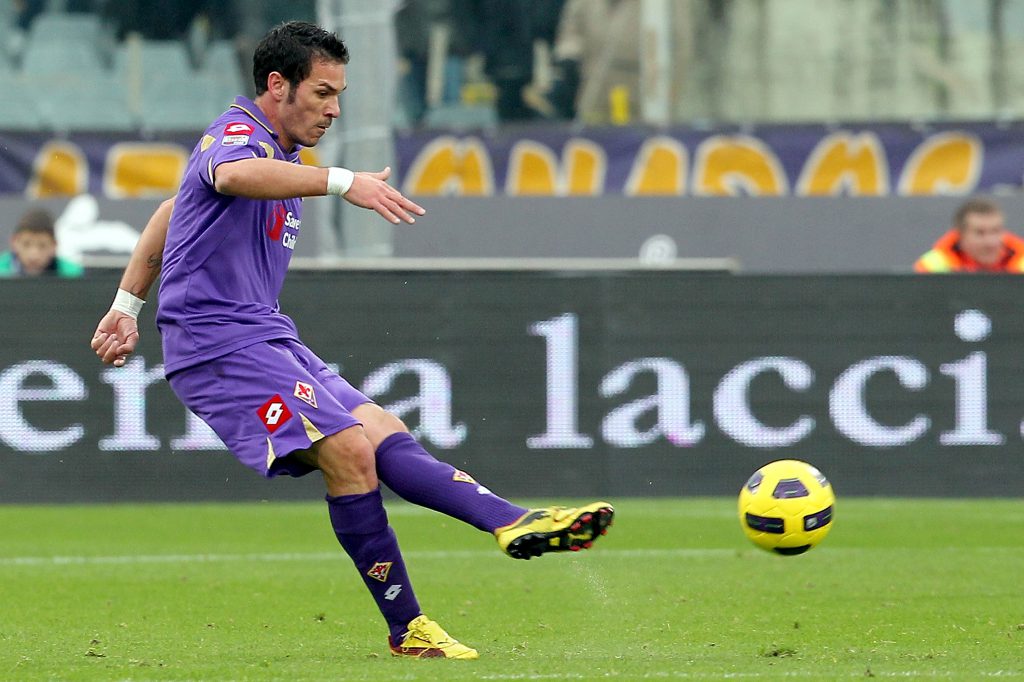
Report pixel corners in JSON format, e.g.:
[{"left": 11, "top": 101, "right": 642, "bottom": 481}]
[
  {"left": 375, "top": 432, "right": 527, "bottom": 532},
  {"left": 326, "top": 488, "right": 421, "bottom": 644}
]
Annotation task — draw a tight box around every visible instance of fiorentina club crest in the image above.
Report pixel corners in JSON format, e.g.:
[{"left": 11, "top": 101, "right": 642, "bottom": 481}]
[
  {"left": 293, "top": 380, "right": 318, "bottom": 408},
  {"left": 452, "top": 469, "right": 477, "bottom": 484},
  {"left": 366, "top": 561, "right": 392, "bottom": 582}
]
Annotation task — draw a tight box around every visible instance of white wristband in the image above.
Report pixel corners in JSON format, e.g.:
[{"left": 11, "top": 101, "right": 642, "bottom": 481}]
[
  {"left": 111, "top": 288, "right": 145, "bottom": 319},
  {"left": 327, "top": 167, "right": 355, "bottom": 196}
]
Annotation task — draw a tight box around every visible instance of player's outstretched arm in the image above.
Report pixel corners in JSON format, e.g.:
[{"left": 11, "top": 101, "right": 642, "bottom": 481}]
[
  {"left": 214, "top": 158, "right": 424, "bottom": 224},
  {"left": 91, "top": 196, "right": 175, "bottom": 367}
]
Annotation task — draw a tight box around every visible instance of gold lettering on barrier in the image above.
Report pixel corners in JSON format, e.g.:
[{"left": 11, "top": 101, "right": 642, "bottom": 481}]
[
  {"left": 796, "top": 132, "right": 889, "bottom": 196},
  {"left": 693, "top": 135, "right": 788, "bottom": 196},
  {"left": 507, "top": 140, "right": 557, "bottom": 195},
  {"left": 564, "top": 140, "right": 605, "bottom": 195},
  {"left": 506, "top": 139, "right": 606, "bottom": 196},
  {"left": 403, "top": 136, "right": 493, "bottom": 196},
  {"left": 103, "top": 143, "right": 188, "bottom": 198},
  {"left": 626, "top": 137, "right": 687, "bottom": 196},
  {"left": 27, "top": 141, "right": 88, "bottom": 198},
  {"left": 897, "top": 132, "right": 981, "bottom": 196}
]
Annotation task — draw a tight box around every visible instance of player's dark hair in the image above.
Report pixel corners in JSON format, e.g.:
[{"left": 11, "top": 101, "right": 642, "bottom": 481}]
[
  {"left": 252, "top": 21, "right": 349, "bottom": 96},
  {"left": 955, "top": 196, "right": 1001, "bottom": 230},
  {"left": 14, "top": 208, "right": 55, "bottom": 238}
]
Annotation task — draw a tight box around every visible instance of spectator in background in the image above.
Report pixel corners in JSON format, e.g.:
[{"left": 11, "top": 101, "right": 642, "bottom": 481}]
[
  {"left": 103, "top": 0, "right": 239, "bottom": 41},
  {"left": 395, "top": 0, "right": 480, "bottom": 126},
  {"left": 914, "top": 197, "right": 1024, "bottom": 273},
  {"left": 12, "top": 0, "right": 43, "bottom": 30},
  {"left": 550, "top": 0, "right": 693, "bottom": 125},
  {"left": 0, "top": 208, "right": 84, "bottom": 278},
  {"left": 478, "top": 0, "right": 564, "bottom": 121}
]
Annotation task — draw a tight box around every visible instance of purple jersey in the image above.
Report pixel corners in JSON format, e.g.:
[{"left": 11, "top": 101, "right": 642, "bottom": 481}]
[{"left": 158, "top": 97, "right": 305, "bottom": 375}]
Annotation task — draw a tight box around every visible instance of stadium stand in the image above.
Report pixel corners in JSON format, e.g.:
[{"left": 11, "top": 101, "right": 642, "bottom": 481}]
[
  {"left": 137, "top": 75, "right": 233, "bottom": 133},
  {"left": 422, "top": 102, "right": 498, "bottom": 130},
  {"left": 21, "top": 39, "right": 103, "bottom": 76},
  {"left": 2, "top": 6, "right": 246, "bottom": 133},
  {"left": 28, "top": 10, "right": 103, "bottom": 48},
  {"left": 197, "top": 40, "right": 246, "bottom": 102},
  {"left": 42, "top": 75, "right": 136, "bottom": 132},
  {"left": 0, "top": 72, "right": 45, "bottom": 130},
  {"left": 111, "top": 39, "right": 237, "bottom": 132}
]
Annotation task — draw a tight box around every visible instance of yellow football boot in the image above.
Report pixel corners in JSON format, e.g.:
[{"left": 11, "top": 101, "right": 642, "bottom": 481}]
[
  {"left": 495, "top": 502, "right": 614, "bottom": 559},
  {"left": 389, "top": 614, "right": 479, "bottom": 659}
]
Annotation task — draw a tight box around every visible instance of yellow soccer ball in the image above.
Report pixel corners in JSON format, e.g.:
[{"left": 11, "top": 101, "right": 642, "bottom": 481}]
[{"left": 738, "top": 459, "right": 835, "bottom": 555}]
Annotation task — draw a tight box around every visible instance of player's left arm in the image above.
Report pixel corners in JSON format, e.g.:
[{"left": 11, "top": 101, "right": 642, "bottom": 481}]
[
  {"left": 91, "top": 196, "right": 175, "bottom": 367},
  {"left": 213, "top": 158, "right": 424, "bottom": 224}
]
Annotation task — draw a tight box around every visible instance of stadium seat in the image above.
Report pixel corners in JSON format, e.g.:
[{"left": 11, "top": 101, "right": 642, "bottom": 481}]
[
  {"left": 138, "top": 75, "right": 234, "bottom": 133},
  {"left": 38, "top": 75, "right": 135, "bottom": 132},
  {"left": 21, "top": 40, "right": 103, "bottom": 75},
  {"left": 28, "top": 12, "right": 103, "bottom": 46},
  {"left": 200, "top": 41, "right": 237, "bottom": 73},
  {"left": 140, "top": 40, "right": 193, "bottom": 74},
  {"left": 0, "top": 3, "right": 12, "bottom": 62},
  {"left": 199, "top": 41, "right": 246, "bottom": 98},
  {"left": 423, "top": 103, "right": 498, "bottom": 130},
  {"left": 0, "top": 73, "right": 46, "bottom": 130},
  {"left": 114, "top": 40, "right": 193, "bottom": 80}
]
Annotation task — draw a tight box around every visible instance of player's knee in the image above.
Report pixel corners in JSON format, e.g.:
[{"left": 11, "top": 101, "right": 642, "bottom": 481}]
[
  {"left": 382, "top": 411, "right": 409, "bottom": 434},
  {"left": 317, "top": 429, "right": 378, "bottom": 491},
  {"left": 352, "top": 403, "right": 410, "bottom": 448}
]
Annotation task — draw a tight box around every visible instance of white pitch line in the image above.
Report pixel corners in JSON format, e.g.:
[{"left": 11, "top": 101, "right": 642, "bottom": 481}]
[
  {"left": 0, "top": 545, "right": 1018, "bottom": 568},
  {"left": 477, "top": 673, "right": 1024, "bottom": 680},
  {"left": 0, "top": 548, "right": 736, "bottom": 567}
]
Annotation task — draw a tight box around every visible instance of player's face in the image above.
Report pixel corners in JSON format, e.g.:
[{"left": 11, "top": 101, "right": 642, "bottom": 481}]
[
  {"left": 10, "top": 231, "right": 56, "bottom": 275},
  {"left": 280, "top": 59, "right": 346, "bottom": 148},
  {"left": 959, "top": 211, "right": 1005, "bottom": 266}
]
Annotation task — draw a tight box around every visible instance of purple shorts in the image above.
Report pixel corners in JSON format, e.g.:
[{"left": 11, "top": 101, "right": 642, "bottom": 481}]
[{"left": 167, "top": 338, "right": 372, "bottom": 477}]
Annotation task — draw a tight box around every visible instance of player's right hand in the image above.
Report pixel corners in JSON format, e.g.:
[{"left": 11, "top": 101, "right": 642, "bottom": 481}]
[
  {"left": 344, "top": 166, "right": 426, "bottom": 225},
  {"left": 91, "top": 309, "right": 140, "bottom": 367}
]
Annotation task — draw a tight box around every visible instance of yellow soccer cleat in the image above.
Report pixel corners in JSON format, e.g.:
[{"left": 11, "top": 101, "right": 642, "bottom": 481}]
[
  {"left": 389, "top": 614, "right": 479, "bottom": 659},
  {"left": 495, "top": 502, "right": 614, "bottom": 560}
]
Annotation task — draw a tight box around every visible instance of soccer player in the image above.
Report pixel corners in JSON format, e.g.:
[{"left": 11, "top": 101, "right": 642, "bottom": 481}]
[{"left": 90, "top": 22, "right": 613, "bottom": 660}]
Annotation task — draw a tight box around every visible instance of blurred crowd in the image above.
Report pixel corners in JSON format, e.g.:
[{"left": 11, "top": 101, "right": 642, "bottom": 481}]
[
  {"left": 12, "top": 0, "right": 313, "bottom": 41},
  {"left": 9, "top": 0, "right": 1024, "bottom": 129},
  {"left": 8, "top": 0, "right": 315, "bottom": 85},
  {"left": 395, "top": 0, "right": 694, "bottom": 126}
]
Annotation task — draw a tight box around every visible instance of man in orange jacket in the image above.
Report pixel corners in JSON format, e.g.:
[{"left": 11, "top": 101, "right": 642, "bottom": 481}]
[{"left": 915, "top": 197, "right": 1024, "bottom": 273}]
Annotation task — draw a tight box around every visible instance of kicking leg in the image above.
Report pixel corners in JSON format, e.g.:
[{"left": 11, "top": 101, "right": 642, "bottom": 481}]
[
  {"left": 356, "top": 403, "right": 527, "bottom": 531},
  {"left": 355, "top": 404, "right": 615, "bottom": 559}
]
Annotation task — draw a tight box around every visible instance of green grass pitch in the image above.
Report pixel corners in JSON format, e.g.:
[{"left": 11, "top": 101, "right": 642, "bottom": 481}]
[{"left": 1, "top": 498, "right": 1022, "bottom": 680}]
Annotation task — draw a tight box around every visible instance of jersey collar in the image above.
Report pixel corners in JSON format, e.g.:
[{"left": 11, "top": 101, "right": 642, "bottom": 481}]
[
  {"left": 229, "top": 96, "right": 278, "bottom": 139},
  {"left": 228, "top": 96, "right": 302, "bottom": 161}
]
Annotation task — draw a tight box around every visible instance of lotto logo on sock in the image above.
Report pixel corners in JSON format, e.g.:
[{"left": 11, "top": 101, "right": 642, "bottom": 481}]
[
  {"left": 452, "top": 469, "right": 477, "bottom": 484},
  {"left": 366, "top": 561, "right": 393, "bottom": 582},
  {"left": 257, "top": 394, "right": 292, "bottom": 433},
  {"left": 293, "top": 380, "right": 318, "bottom": 408}
]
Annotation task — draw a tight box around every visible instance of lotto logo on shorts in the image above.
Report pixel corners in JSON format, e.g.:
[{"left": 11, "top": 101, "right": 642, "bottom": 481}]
[
  {"left": 257, "top": 394, "right": 292, "bottom": 433},
  {"left": 366, "top": 561, "right": 392, "bottom": 582},
  {"left": 293, "top": 380, "right": 318, "bottom": 408},
  {"left": 452, "top": 469, "right": 477, "bottom": 484}
]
